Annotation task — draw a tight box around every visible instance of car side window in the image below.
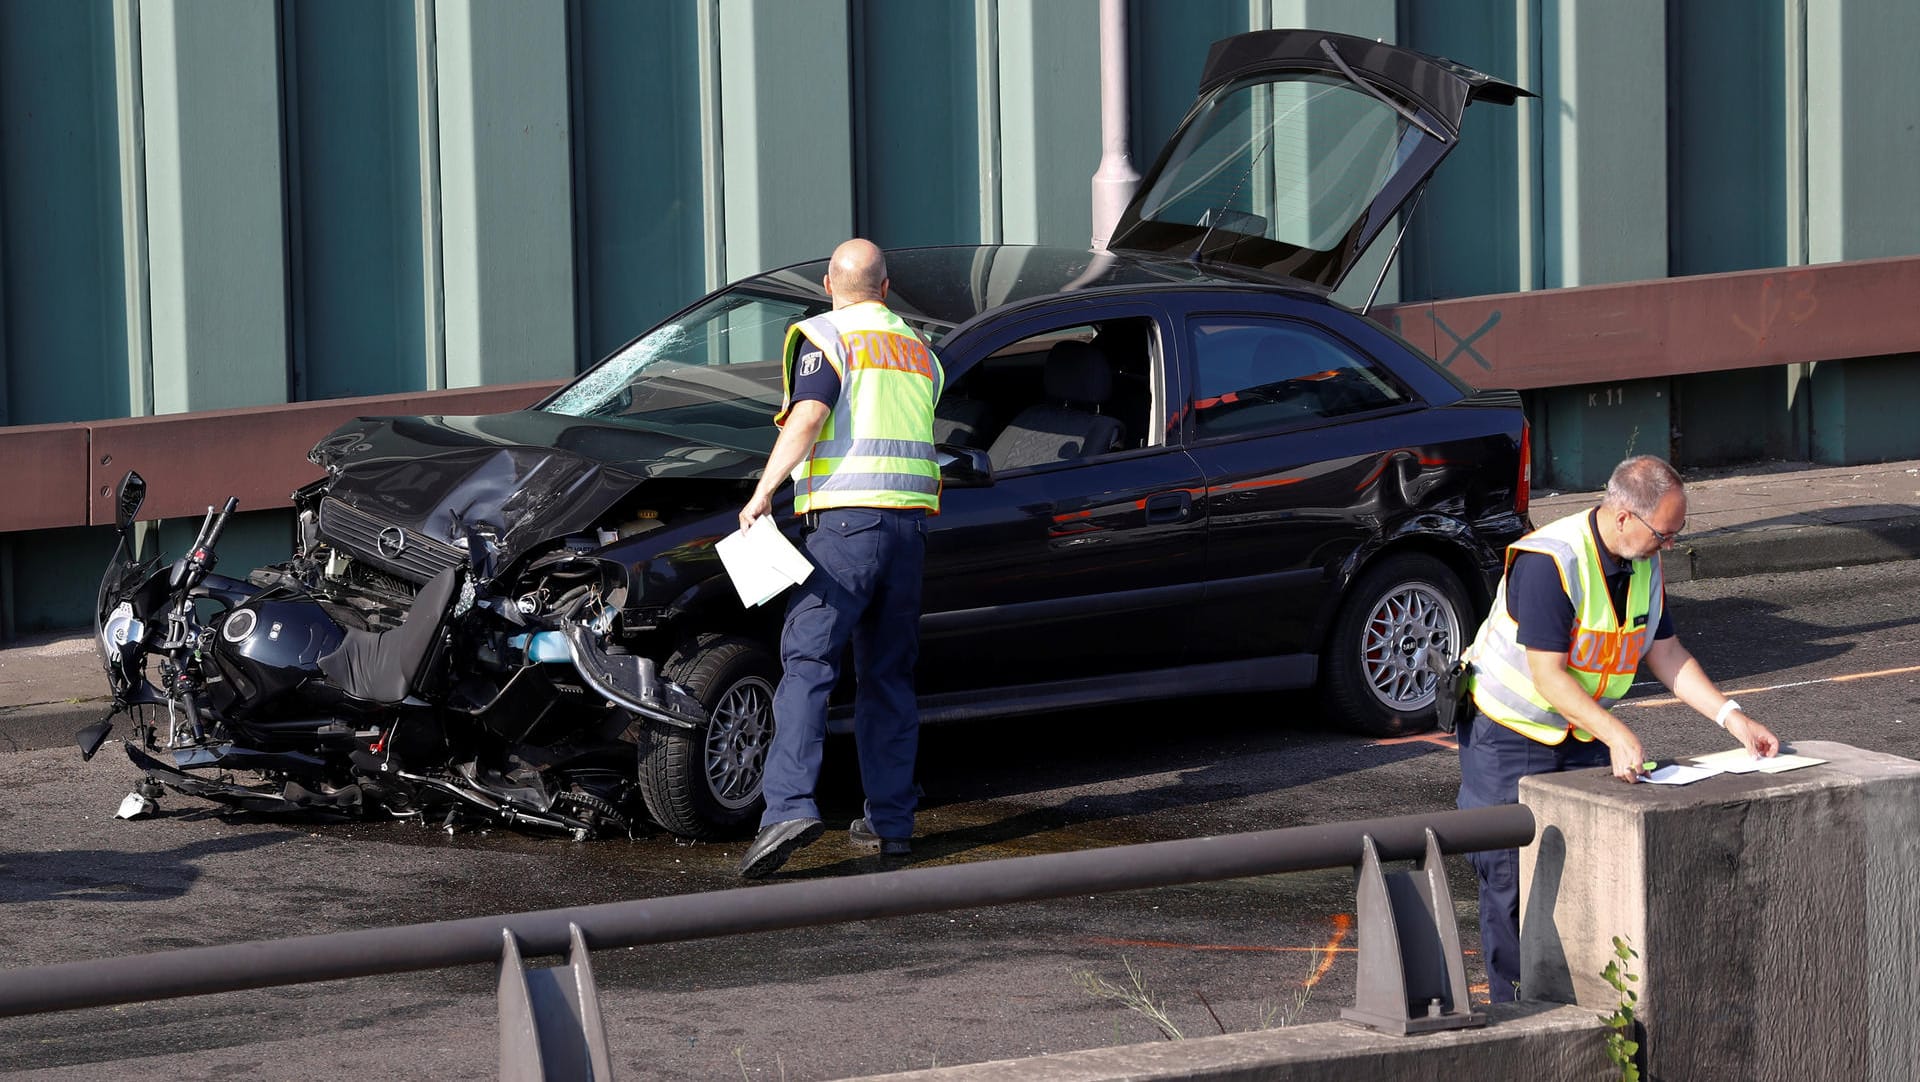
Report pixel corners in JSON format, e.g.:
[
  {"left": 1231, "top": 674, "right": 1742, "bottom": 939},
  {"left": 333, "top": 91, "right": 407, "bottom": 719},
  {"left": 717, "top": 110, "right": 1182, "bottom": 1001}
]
[
  {"left": 1187, "top": 318, "right": 1405, "bottom": 439},
  {"left": 942, "top": 317, "right": 1161, "bottom": 472}
]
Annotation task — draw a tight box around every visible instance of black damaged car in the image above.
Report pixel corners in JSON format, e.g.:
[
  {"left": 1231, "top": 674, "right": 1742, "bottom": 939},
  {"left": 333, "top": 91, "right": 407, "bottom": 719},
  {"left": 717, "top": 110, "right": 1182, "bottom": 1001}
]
[{"left": 87, "top": 30, "right": 1533, "bottom": 839}]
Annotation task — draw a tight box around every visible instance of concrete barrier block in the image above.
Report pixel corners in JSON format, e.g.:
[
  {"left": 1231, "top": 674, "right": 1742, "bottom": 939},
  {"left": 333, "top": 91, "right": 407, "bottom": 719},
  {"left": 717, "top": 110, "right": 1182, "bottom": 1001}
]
[
  {"left": 846, "top": 1002, "right": 1611, "bottom": 1081},
  {"left": 1519, "top": 740, "right": 1920, "bottom": 1081}
]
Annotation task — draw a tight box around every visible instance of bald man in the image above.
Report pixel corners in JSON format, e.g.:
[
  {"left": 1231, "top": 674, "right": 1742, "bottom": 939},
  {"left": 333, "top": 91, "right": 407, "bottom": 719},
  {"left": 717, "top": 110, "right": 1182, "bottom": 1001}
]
[{"left": 737, "top": 239, "right": 945, "bottom": 878}]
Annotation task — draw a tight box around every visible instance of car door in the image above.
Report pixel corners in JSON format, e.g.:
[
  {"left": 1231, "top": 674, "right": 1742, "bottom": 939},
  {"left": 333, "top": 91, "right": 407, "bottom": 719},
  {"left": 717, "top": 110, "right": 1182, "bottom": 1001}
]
[
  {"left": 1174, "top": 304, "right": 1426, "bottom": 666},
  {"left": 915, "top": 302, "right": 1208, "bottom": 695}
]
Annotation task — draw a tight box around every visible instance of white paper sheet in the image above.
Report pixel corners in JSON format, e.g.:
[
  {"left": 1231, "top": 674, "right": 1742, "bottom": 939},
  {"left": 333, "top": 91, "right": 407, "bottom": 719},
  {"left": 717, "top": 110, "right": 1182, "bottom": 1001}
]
[
  {"left": 1689, "top": 747, "right": 1828, "bottom": 774},
  {"left": 715, "top": 515, "right": 814, "bottom": 607},
  {"left": 1688, "top": 748, "right": 1764, "bottom": 773},
  {"left": 1750, "top": 754, "right": 1828, "bottom": 773},
  {"left": 1644, "top": 763, "right": 1721, "bottom": 786}
]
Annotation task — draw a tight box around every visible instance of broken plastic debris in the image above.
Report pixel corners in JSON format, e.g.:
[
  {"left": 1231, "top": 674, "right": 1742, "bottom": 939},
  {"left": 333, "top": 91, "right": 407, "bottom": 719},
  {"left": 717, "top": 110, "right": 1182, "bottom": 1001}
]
[{"left": 115, "top": 791, "right": 157, "bottom": 819}]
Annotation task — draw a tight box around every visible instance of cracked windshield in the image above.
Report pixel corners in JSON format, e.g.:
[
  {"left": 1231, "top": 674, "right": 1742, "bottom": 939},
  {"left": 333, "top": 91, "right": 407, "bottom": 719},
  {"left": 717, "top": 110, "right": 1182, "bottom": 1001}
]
[{"left": 545, "top": 291, "right": 819, "bottom": 453}]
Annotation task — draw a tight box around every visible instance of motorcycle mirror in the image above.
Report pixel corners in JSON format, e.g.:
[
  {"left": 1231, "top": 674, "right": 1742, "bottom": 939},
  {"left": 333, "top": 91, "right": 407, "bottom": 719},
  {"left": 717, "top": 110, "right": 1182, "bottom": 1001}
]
[{"left": 115, "top": 471, "right": 147, "bottom": 532}]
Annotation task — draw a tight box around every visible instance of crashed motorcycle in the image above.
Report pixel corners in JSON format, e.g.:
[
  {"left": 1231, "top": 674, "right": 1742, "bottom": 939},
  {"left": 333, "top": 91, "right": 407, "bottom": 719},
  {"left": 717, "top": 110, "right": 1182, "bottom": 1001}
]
[{"left": 83, "top": 468, "right": 720, "bottom": 840}]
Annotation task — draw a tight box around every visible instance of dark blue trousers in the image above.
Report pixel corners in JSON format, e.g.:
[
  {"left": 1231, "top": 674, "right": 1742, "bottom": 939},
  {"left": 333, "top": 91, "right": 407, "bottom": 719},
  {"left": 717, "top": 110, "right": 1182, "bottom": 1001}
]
[
  {"left": 761, "top": 506, "right": 927, "bottom": 839},
  {"left": 1455, "top": 709, "right": 1608, "bottom": 1003}
]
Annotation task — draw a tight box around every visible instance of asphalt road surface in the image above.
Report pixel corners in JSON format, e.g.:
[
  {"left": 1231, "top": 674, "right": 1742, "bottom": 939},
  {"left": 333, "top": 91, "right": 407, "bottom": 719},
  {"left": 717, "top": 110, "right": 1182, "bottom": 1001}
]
[{"left": 2, "top": 560, "right": 1917, "bottom": 1079}]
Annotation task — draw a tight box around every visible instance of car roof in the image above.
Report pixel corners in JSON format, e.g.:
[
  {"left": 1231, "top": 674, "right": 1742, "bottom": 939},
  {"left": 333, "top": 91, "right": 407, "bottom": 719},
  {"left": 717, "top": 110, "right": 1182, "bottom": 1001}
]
[{"left": 733, "top": 244, "right": 1325, "bottom": 337}]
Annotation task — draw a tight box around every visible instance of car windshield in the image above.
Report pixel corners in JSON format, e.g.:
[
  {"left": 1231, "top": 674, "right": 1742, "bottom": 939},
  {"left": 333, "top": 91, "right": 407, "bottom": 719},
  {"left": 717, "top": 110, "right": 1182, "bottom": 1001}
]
[
  {"left": 544, "top": 290, "right": 823, "bottom": 453},
  {"left": 544, "top": 284, "right": 956, "bottom": 454}
]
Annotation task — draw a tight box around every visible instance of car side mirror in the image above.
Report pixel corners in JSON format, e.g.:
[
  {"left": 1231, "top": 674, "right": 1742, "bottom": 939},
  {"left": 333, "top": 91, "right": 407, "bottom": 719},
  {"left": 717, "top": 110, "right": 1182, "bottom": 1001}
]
[
  {"left": 936, "top": 446, "right": 993, "bottom": 488},
  {"left": 115, "top": 470, "right": 147, "bottom": 532}
]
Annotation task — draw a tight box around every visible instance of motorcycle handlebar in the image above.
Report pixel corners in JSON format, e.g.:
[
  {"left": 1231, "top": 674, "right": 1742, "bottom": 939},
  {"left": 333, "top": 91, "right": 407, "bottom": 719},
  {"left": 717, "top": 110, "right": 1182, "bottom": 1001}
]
[
  {"left": 170, "top": 497, "right": 239, "bottom": 595},
  {"left": 186, "top": 505, "right": 218, "bottom": 558},
  {"left": 201, "top": 497, "right": 240, "bottom": 555}
]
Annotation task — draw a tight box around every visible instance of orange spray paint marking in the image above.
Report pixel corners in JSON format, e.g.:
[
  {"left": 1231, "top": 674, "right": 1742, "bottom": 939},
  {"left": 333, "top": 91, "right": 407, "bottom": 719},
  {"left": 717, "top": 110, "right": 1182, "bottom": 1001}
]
[
  {"left": 1084, "top": 914, "right": 1357, "bottom": 989},
  {"left": 1302, "top": 913, "right": 1352, "bottom": 988},
  {"left": 1085, "top": 936, "right": 1357, "bottom": 956},
  {"left": 1367, "top": 732, "right": 1459, "bottom": 750}
]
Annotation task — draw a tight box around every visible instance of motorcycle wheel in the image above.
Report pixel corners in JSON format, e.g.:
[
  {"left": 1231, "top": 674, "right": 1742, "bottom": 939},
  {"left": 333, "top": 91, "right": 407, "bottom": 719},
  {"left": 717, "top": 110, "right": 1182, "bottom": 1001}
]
[{"left": 637, "top": 635, "right": 777, "bottom": 839}]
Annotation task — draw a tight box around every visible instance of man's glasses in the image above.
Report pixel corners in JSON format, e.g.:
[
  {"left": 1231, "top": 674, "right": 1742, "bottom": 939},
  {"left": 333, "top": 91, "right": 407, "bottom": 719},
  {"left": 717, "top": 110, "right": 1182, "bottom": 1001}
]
[{"left": 1630, "top": 510, "right": 1684, "bottom": 546}]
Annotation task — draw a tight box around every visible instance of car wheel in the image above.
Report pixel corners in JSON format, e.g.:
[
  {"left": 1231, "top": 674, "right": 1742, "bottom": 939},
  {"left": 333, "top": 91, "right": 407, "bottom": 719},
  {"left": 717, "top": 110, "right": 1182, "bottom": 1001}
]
[
  {"left": 1321, "top": 552, "right": 1470, "bottom": 738},
  {"left": 637, "top": 635, "right": 777, "bottom": 839}
]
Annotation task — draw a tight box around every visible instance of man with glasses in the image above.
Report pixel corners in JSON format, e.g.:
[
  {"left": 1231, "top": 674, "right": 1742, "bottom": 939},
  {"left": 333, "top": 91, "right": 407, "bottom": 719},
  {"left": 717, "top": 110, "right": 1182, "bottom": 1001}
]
[{"left": 1456, "top": 454, "right": 1779, "bottom": 1003}]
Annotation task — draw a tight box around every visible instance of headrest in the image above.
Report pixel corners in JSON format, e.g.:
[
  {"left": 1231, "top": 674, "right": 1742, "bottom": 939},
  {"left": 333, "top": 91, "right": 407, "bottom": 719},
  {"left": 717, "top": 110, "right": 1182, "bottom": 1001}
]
[{"left": 1043, "top": 340, "right": 1112, "bottom": 404}]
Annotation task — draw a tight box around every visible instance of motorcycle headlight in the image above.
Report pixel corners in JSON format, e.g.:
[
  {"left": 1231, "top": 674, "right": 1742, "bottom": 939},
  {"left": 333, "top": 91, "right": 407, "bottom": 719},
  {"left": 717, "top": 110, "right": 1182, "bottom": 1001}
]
[{"left": 100, "top": 602, "right": 144, "bottom": 662}]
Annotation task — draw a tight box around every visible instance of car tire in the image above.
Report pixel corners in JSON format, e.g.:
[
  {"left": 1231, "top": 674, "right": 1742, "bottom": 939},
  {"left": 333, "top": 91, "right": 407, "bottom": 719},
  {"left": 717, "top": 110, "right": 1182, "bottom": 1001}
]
[
  {"left": 636, "top": 634, "right": 778, "bottom": 839},
  {"left": 1321, "top": 552, "right": 1470, "bottom": 738}
]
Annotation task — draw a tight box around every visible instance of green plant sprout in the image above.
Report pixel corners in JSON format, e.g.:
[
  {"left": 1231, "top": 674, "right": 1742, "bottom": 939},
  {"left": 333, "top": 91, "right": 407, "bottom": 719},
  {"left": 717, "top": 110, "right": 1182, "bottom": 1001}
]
[{"left": 1599, "top": 935, "right": 1641, "bottom": 1082}]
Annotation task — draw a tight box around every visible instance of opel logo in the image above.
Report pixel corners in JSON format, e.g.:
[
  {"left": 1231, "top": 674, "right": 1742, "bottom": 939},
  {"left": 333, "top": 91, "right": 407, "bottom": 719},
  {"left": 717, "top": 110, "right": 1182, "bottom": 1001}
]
[{"left": 377, "top": 526, "right": 408, "bottom": 559}]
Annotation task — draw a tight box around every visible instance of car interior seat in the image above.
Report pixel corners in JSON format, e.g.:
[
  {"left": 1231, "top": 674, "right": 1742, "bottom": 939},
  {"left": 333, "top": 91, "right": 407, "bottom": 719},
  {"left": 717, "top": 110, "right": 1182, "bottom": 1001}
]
[
  {"left": 986, "top": 340, "right": 1126, "bottom": 471},
  {"left": 933, "top": 395, "right": 994, "bottom": 448}
]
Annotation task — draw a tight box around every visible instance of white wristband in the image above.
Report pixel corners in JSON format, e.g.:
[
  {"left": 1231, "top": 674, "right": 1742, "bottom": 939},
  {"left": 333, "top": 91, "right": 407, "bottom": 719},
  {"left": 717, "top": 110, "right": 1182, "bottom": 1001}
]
[{"left": 1714, "top": 699, "right": 1742, "bottom": 728}]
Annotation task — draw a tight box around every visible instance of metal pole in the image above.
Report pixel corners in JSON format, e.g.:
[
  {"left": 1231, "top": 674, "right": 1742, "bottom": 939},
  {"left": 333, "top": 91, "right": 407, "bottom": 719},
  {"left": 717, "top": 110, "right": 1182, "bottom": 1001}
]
[
  {"left": 0, "top": 806, "right": 1532, "bottom": 1018},
  {"left": 1089, "top": 0, "right": 1140, "bottom": 249}
]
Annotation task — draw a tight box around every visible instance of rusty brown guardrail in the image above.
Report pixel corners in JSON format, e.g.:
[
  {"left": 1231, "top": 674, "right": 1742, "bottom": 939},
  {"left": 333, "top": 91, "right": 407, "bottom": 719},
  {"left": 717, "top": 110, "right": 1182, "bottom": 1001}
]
[
  {"left": 1373, "top": 254, "right": 1920, "bottom": 391},
  {"left": 0, "top": 380, "right": 563, "bottom": 532},
  {"left": 3, "top": 255, "right": 1918, "bottom": 534}
]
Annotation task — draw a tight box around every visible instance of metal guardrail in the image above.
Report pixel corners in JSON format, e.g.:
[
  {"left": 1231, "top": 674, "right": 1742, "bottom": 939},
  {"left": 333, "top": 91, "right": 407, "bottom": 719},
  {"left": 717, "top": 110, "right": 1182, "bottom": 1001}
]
[
  {"left": 0, "top": 379, "right": 565, "bottom": 533},
  {"left": 1372, "top": 254, "right": 1920, "bottom": 391},
  {"left": 3, "top": 255, "right": 1918, "bottom": 536},
  {"left": 0, "top": 805, "right": 1533, "bottom": 1074}
]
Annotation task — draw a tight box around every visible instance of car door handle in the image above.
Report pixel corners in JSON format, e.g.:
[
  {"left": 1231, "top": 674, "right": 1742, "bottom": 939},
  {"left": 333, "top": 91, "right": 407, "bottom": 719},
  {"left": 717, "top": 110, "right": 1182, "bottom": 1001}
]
[{"left": 1145, "top": 491, "right": 1194, "bottom": 524}]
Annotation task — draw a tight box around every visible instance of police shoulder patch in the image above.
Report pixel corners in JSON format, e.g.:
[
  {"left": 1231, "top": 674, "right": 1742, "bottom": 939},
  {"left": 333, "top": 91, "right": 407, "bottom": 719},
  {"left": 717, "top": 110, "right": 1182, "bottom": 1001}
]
[{"left": 800, "top": 352, "right": 822, "bottom": 377}]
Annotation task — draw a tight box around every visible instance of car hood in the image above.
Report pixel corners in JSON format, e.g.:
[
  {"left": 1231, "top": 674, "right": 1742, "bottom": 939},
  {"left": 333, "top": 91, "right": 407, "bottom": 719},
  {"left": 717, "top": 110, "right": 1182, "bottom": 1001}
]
[
  {"left": 1108, "top": 28, "right": 1528, "bottom": 290},
  {"left": 309, "top": 410, "right": 758, "bottom": 567}
]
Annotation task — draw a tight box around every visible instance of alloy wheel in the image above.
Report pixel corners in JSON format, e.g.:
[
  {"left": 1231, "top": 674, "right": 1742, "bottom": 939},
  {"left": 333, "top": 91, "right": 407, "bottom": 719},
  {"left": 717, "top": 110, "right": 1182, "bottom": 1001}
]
[
  {"left": 1359, "top": 582, "right": 1460, "bottom": 711},
  {"left": 703, "top": 675, "right": 775, "bottom": 810}
]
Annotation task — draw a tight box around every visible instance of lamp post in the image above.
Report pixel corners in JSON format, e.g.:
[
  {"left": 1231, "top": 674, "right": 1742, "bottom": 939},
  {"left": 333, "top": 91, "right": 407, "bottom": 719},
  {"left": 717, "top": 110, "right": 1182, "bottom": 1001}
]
[{"left": 1090, "top": 0, "right": 1139, "bottom": 250}]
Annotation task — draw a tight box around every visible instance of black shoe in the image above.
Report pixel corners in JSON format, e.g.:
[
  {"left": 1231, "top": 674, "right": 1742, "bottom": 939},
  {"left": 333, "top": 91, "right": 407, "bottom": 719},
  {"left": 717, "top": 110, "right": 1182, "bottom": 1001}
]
[
  {"left": 849, "top": 817, "right": 911, "bottom": 856},
  {"left": 739, "top": 818, "right": 824, "bottom": 879}
]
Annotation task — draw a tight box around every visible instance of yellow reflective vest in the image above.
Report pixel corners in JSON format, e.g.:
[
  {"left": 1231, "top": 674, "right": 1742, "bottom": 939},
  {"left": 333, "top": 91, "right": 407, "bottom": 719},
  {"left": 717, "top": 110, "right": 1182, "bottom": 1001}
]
[
  {"left": 776, "top": 301, "right": 944, "bottom": 514},
  {"left": 1467, "top": 510, "right": 1664, "bottom": 744}
]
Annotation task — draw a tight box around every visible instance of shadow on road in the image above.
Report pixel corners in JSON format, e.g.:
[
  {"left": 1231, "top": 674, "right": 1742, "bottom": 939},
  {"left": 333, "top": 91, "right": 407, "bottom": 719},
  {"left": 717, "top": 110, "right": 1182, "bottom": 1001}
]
[
  {"left": 1660, "top": 588, "right": 1920, "bottom": 686},
  {"left": 0, "top": 831, "right": 291, "bottom": 904},
  {"left": 794, "top": 691, "right": 1452, "bottom": 875}
]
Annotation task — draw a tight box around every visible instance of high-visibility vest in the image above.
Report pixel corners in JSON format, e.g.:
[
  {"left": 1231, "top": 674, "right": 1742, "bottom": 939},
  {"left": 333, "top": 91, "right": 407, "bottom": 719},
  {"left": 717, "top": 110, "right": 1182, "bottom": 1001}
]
[
  {"left": 776, "top": 301, "right": 944, "bottom": 514},
  {"left": 1467, "top": 510, "right": 1663, "bottom": 745}
]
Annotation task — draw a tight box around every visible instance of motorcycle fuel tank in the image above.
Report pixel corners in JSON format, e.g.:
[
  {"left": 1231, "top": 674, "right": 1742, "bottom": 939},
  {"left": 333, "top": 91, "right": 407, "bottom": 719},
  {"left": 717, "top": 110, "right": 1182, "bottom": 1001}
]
[{"left": 207, "top": 597, "right": 345, "bottom": 712}]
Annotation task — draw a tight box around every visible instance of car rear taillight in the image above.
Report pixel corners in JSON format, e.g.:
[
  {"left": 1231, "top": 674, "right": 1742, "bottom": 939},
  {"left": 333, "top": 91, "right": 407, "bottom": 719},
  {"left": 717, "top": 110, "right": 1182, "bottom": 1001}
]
[{"left": 1515, "top": 420, "right": 1532, "bottom": 518}]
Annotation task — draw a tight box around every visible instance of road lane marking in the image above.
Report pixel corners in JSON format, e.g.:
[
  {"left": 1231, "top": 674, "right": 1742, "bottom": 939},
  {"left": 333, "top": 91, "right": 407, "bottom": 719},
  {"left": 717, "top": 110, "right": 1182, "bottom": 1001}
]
[{"left": 1620, "top": 662, "right": 1920, "bottom": 709}]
